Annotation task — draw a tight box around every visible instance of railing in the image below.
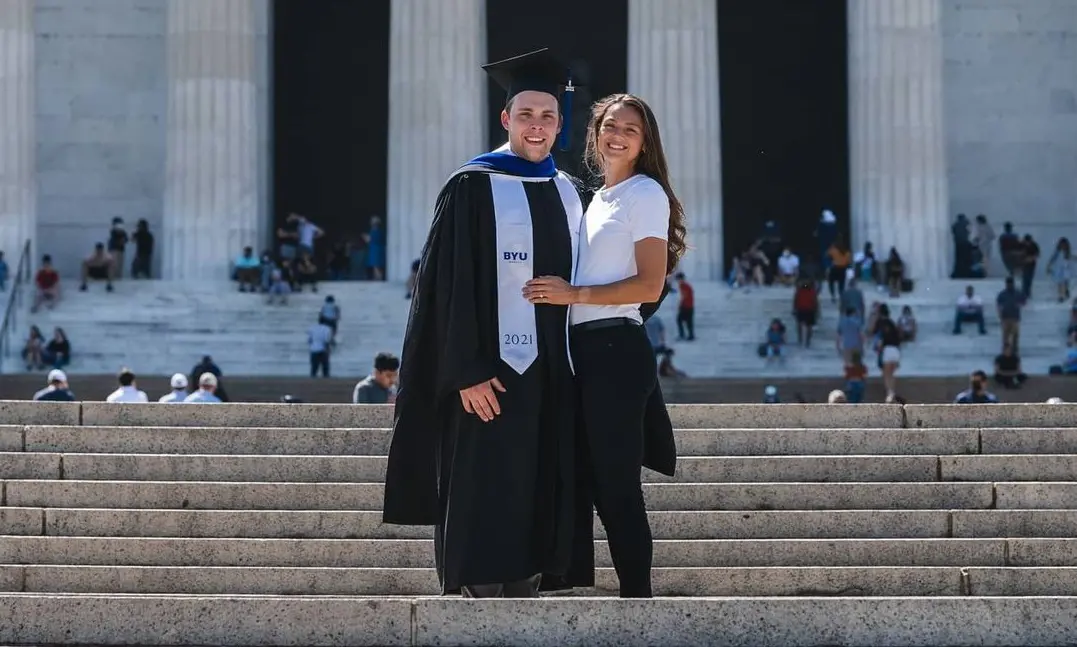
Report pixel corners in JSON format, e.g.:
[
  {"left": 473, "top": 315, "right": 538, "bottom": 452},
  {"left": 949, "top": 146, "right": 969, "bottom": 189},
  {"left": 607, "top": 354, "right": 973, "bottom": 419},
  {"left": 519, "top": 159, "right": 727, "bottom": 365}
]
[{"left": 0, "top": 239, "right": 33, "bottom": 374}]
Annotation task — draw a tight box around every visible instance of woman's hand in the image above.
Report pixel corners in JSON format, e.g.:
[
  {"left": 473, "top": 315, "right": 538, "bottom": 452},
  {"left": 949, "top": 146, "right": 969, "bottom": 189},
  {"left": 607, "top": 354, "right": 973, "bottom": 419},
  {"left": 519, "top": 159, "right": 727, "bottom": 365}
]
[{"left": 523, "top": 276, "right": 578, "bottom": 305}]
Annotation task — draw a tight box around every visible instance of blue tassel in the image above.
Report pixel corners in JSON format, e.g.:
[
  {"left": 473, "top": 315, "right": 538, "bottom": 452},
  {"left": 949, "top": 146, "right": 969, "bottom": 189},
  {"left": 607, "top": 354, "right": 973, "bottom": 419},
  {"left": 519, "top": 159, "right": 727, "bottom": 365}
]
[{"left": 559, "top": 79, "right": 574, "bottom": 152}]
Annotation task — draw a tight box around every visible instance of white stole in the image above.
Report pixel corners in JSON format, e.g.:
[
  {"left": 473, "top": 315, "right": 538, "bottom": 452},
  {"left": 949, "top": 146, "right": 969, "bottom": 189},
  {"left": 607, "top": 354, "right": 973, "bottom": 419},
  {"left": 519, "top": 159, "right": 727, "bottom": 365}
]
[{"left": 483, "top": 173, "right": 581, "bottom": 375}]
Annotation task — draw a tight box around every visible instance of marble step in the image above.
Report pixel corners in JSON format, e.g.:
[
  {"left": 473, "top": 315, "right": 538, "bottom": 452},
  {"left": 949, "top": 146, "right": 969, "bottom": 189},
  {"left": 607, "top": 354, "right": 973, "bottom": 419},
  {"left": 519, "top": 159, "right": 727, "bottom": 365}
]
[
  {"left": 6, "top": 564, "right": 1077, "bottom": 597},
  {"left": 4, "top": 507, "right": 1077, "bottom": 539},
  {"left": 12, "top": 425, "right": 1077, "bottom": 456},
  {"left": 1, "top": 480, "right": 1010, "bottom": 511},
  {"left": 7, "top": 401, "right": 1077, "bottom": 431},
  {"left": 4, "top": 452, "right": 1077, "bottom": 483},
  {"left": 2, "top": 537, "right": 1074, "bottom": 568},
  {"left": 3, "top": 592, "right": 1075, "bottom": 647}
]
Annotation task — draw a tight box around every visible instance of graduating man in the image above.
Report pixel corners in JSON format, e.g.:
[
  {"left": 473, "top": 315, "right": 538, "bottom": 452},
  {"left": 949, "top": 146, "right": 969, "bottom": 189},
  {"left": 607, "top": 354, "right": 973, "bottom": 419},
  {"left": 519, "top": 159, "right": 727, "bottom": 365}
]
[{"left": 382, "top": 49, "right": 585, "bottom": 598}]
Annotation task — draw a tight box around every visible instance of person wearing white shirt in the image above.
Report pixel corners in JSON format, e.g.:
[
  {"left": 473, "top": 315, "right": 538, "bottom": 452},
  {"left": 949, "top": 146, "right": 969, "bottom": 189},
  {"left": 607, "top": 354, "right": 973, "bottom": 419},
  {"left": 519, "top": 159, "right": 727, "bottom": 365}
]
[
  {"left": 184, "top": 372, "right": 222, "bottom": 403},
  {"left": 106, "top": 368, "right": 149, "bottom": 403},
  {"left": 954, "top": 284, "right": 987, "bottom": 335},
  {"left": 158, "top": 373, "right": 189, "bottom": 403},
  {"left": 523, "top": 93, "right": 683, "bottom": 598},
  {"left": 776, "top": 248, "right": 800, "bottom": 285}
]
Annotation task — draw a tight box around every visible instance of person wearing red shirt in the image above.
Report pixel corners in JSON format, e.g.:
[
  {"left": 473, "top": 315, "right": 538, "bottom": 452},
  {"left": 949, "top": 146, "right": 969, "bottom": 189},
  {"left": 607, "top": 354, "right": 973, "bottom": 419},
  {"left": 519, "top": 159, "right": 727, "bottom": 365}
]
[
  {"left": 675, "top": 272, "right": 695, "bottom": 340},
  {"left": 31, "top": 255, "right": 61, "bottom": 313}
]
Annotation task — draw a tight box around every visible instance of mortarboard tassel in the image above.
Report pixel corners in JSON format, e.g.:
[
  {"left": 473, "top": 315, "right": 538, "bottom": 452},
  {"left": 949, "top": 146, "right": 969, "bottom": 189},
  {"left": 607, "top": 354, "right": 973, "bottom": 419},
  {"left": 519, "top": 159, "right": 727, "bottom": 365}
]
[{"left": 559, "top": 78, "right": 574, "bottom": 152}]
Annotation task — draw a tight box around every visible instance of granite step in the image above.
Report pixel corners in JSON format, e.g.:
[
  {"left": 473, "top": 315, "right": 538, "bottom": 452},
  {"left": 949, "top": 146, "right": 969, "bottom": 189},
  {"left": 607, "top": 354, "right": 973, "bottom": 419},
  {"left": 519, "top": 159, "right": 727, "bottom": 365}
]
[
  {"left": 2, "top": 537, "right": 1075, "bottom": 568},
  {"left": 0, "top": 564, "right": 990, "bottom": 596},
  {"left": 4, "top": 508, "right": 1076, "bottom": 540},
  {"left": 4, "top": 452, "right": 1077, "bottom": 483},
  {"left": 11, "top": 425, "right": 996, "bottom": 456},
  {"left": 1, "top": 480, "right": 1004, "bottom": 511},
  {"left": 8, "top": 425, "right": 1077, "bottom": 456},
  {"left": 3, "top": 565, "right": 1077, "bottom": 597},
  {"left": 0, "top": 452, "right": 949, "bottom": 483},
  {"left": 3, "top": 593, "right": 1076, "bottom": 647}
]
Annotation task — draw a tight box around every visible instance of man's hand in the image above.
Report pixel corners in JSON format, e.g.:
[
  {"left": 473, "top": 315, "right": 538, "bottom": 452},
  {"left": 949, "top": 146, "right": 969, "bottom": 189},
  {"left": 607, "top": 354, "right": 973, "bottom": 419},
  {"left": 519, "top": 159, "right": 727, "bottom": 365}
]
[{"left": 459, "top": 378, "right": 507, "bottom": 423}]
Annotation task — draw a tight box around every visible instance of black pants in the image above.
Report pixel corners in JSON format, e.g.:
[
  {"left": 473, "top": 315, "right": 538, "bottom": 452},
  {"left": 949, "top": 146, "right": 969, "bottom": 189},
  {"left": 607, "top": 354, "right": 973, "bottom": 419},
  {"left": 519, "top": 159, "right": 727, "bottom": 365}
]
[
  {"left": 131, "top": 254, "right": 151, "bottom": 279},
  {"left": 676, "top": 307, "right": 695, "bottom": 340},
  {"left": 828, "top": 265, "right": 847, "bottom": 299},
  {"left": 570, "top": 321, "right": 656, "bottom": 598},
  {"left": 310, "top": 351, "right": 330, "bottom": 377},
  {"left": 1021, "top": 263, "right": 1036, "bottom": 298}
]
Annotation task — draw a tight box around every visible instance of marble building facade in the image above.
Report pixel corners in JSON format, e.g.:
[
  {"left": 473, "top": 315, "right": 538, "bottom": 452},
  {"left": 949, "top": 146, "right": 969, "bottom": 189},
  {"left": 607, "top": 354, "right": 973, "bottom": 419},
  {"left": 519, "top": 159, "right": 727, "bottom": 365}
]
[{"left": 0, "top": 0, "right": 1074, "bottom": 281}]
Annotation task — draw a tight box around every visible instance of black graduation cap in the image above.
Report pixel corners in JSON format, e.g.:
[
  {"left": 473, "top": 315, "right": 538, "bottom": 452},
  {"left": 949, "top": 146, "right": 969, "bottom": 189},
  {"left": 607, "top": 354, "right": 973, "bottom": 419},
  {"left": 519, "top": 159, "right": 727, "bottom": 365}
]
[{"left": 482, "top": 48, "right": 581, "bottom": 152}]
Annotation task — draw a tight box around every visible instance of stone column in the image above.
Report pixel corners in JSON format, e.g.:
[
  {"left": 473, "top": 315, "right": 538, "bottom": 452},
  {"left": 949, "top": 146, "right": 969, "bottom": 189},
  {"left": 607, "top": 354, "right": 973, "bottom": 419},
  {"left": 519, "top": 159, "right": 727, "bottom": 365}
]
[
  {"left": 848, "top": 0, "right": 949, "bottom": 280},
  {"left": 0, "top": 0, "right": 34, "bottom": 267},
  {"left": 386, "top": 0, "right": 486, "bottom": 282},
  {"left": 628, "top": 0, "right": 723, "bottom": 280},
  {"left": 163, "top": 0, "right": 259, "bottom": 280}
]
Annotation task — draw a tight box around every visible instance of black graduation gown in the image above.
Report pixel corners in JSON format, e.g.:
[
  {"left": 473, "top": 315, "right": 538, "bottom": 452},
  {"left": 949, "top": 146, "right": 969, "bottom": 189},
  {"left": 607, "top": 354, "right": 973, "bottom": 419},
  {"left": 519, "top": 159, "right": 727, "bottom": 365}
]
[{"left": 382, "top": 170, "right": 577, "bottom": 593}]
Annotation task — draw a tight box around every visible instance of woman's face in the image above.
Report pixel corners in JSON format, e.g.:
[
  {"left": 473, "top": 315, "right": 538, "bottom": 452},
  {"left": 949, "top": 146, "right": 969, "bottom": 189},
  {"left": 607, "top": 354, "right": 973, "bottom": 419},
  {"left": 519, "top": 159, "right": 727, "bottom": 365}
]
[
  {"left": 53, "top": 330, "right": 62, "bottom": 340},
  {"left": 596, "top": 102, "right": 645, "bottom": 168}
]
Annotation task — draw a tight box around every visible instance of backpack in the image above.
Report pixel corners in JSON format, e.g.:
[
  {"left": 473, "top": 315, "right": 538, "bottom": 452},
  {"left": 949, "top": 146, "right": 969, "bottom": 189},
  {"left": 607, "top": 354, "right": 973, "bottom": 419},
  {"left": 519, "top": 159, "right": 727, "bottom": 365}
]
[{"left": 794, "top": 285, "right": 817, "bottom": 312}]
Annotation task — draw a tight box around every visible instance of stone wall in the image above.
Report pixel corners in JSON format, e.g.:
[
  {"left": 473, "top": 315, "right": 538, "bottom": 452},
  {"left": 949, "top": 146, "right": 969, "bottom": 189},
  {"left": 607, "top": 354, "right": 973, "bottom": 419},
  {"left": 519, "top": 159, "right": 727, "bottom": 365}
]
[
  {"left": 943, "top": 0, "right": 1077, "bottom": 276},
  {"left": 34, "top": 0, "right": 167, "bottom": 278}
]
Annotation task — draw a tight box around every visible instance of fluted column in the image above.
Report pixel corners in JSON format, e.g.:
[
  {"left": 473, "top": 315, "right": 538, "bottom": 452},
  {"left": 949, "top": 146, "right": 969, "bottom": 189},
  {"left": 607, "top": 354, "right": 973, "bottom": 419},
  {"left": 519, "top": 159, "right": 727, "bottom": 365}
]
[
  {"left": 629, "top": 0, "right": 723, "bottom": 280},
  {"left": 386, "top": 0, "right": 486, "bottom": 281},
  {"left": 0, "top": 0, "right": 34, "bottom": 266},
  {"left": 163, "top": 0, "right": 259, "bottom": 280},
  {"left": 849, "top": 0, "right": 949, "bottom": 279}
]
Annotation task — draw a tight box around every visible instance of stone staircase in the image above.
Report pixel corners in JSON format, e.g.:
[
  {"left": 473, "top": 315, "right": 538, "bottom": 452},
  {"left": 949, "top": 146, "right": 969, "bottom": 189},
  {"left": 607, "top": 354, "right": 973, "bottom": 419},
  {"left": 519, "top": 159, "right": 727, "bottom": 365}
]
[
  {"left": 3, "top": 277, "right": 1072, "bottom": 379},
  {"left": 1, "top": 400, "right": 1076, "bottom": 646},
  {"left": 2, "top": 279, "right": 410, "bottom": 377},
  {"left": 657, "top": 278, "right": 1073, "bottom": 378}
]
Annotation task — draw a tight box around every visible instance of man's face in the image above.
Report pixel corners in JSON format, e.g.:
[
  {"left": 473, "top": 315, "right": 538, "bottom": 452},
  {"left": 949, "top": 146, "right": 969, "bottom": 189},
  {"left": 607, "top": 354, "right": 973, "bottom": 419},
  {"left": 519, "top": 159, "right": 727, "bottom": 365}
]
[
  {"left": 375, "top": 369, "right": 399, "bottom": 389},
  {"left": 501, "top": 90, "right": 561, "bottom": 163}
]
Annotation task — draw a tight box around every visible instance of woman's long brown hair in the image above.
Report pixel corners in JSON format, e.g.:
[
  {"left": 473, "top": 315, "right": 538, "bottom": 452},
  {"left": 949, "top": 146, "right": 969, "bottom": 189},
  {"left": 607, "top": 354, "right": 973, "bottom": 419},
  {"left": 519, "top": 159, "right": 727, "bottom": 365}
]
[{"left": 583, "top": 93, "right": 687, "bottom": 274}]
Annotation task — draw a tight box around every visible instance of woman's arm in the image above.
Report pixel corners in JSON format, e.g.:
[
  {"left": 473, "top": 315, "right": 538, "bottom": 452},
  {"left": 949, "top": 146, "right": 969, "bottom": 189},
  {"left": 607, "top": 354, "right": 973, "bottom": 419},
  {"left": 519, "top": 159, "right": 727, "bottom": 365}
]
[
  {"left": 574, "top": 238, "right": 667, "bottom": 305},
  {"left": 525, "top": 182, "right": 671, "bottom": 306}
]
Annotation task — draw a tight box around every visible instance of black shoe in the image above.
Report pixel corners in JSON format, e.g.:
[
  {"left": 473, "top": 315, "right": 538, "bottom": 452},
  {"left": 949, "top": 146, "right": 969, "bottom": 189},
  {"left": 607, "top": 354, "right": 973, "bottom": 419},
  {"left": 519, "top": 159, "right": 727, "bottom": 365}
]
[
  {"left": 106, "top": 283, "right": 114, "bottom": 292},
  {"left": 79, "top": 283, "right": 87, "bottom": 291}
]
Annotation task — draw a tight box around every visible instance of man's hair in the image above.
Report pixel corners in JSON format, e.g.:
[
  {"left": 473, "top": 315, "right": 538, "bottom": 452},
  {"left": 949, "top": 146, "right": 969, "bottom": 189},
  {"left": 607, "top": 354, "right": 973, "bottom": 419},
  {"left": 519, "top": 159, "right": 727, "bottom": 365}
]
[
  {"left": 675, "top": 272, "right": 685, "bottom": 280},
  {"left": 95, "top": 242, "right": 104, "bottom": 249},
  {"left": 118, "top": 369, "right": 136, "bottom": 386},
  {"left": 374, "top": 352, "right": 400, "bottom": 372},
  {"left": 971, "top": 370, "right": 988, "bottom": 381},
  {"left": 1005, "top": 276, "right": 1015, "bottom": 286},
  {"left": 42, "top": 254, "right": 51, "bottom": 264}
]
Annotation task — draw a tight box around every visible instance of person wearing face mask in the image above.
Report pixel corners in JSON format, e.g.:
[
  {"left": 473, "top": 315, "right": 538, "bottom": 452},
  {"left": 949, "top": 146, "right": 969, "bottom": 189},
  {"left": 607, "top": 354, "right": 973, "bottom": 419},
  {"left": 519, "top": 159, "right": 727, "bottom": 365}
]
[
  {"left": 382, "top": 49, "right": 585, "bottom": 600},
  {"left": 954, "top": 370, "right": 999, "bottom": 404}
]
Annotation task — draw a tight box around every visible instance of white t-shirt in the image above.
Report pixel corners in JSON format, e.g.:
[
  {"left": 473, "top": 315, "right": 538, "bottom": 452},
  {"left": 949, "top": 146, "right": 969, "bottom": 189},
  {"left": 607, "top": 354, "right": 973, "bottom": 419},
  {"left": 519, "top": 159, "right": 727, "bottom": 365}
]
[
  {"left": 570, "top": 175, "right": 670, "bottom": 325},
  {"left": 957, "top": 294, "right": 983, "bottom": 311},
  {"left": 106, "top": 386, "right": 149, "bottom": 403},
  {"left": 777, "top": 253, "right": 800, "bottom": 276}
]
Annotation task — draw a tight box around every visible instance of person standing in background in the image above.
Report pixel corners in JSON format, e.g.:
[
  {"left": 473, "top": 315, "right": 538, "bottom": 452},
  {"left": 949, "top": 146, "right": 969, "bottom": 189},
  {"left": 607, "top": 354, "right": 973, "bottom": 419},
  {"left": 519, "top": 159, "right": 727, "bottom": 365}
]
[
  {"left": 307, "top": 316, "right": 333, "bottom": 378},
  {"left": 363, "top": 216, "right": 386, "bottom": 280},
  {"left": 107, "top": 218, "right": 129, "bottom": 280},
  {"left": 353, "top": 352, "right": 400, "bottom": 404},
  {"left": 131, "top": 219, "right": 154, "bottom": 279},
  {"left": 674, "top": 272, "right": 695, "bottom": 341},
  {"left": 296, "top": 215, "right": 324, "bottom": 258},
  {"left": 158, "top": 373, "right": 190, "bottom": 403},
  {"left": 106, "top": 368, "right": 149, "bottom": 403},
  {"left": 33, "top": 370, "right": 76, "bottom": 401},
  {"left": 1020, "top": 234, "right": 1040, "bottom": 299},
  {"left": 973, "top": 215, "right": 995, "bottom": 276},
  {"left": 184, "top": 373, "right": 222, "bottom": 403}
]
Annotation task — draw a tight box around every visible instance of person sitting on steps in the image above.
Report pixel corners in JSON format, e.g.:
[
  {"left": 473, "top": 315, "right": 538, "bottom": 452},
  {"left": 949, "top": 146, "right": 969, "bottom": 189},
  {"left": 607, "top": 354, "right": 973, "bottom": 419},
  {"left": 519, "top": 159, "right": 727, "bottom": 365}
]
[{"left": 80, "top": 243, "right": 115, "bottom": 292}]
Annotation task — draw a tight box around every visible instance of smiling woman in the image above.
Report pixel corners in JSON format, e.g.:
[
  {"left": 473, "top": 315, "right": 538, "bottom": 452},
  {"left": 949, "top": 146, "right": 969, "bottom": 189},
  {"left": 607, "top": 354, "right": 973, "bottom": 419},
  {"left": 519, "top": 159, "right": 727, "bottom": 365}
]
[{"left": 522, "top": 92, "right": 680, "bottom": 599}]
